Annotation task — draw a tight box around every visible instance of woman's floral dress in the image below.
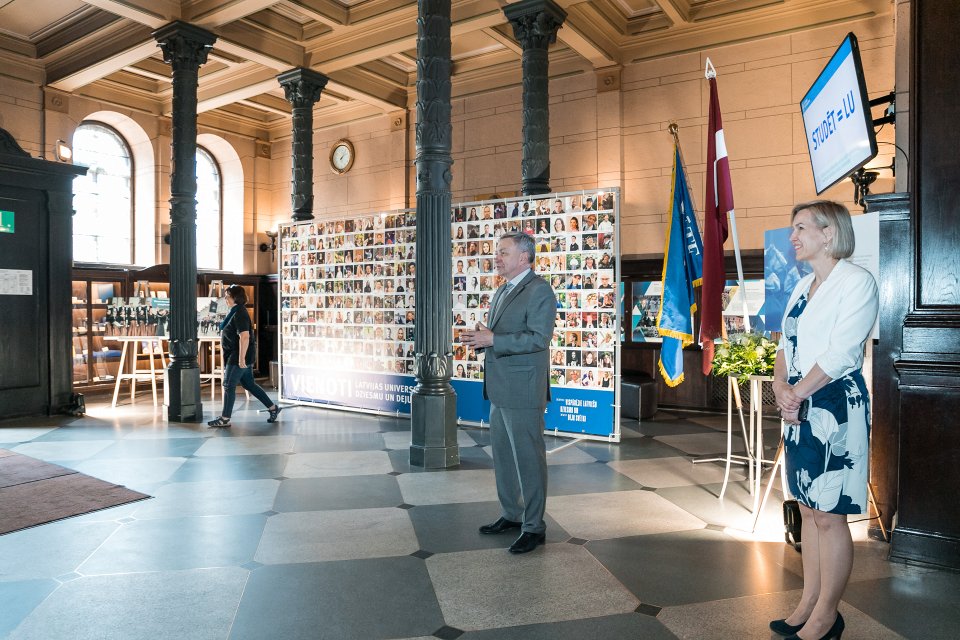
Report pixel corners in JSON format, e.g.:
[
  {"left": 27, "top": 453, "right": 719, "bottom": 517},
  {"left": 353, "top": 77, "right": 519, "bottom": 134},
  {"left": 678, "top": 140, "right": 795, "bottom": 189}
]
[{"left": 782, "top": 293, "right": 870, "bottom": 514}]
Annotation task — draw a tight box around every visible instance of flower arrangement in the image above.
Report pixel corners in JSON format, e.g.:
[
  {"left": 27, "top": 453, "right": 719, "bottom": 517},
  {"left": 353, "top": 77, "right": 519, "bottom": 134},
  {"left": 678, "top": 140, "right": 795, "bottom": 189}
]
[{"left": 711, "top": 332, "right": 778, "bottom": 382}]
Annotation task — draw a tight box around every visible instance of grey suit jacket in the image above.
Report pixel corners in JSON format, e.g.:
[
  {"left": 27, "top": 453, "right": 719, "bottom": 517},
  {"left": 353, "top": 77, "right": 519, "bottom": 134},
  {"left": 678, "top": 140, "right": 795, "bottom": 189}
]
[{"left": 482, "top": 270, "right": 558, "bottom": 409}]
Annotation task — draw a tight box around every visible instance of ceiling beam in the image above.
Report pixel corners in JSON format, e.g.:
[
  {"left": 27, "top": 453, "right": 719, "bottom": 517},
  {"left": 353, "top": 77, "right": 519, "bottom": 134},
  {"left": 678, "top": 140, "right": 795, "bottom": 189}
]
[
  {"left": 482, "top": 26, "right": 522, "bottom": 56},
  {"left": 186, "top": 0, "right": 281, "bottom": 28},
  {"left": 214, "top": 21, "right": 305, "bottom": 70},
  {"left": 557, "top": 19, "right": 618, "bottom": 67},
  {"left": 327, "top": 70, "right": 407, "bottom": 111},
  {"left": 46, "top": 25, "right": 158, "bottom": 92},
  {"left": 652, "top": 0, "right": 692, "bottom": 27},
  {"left": 281, "top": 0, "right": 348, "bottom": 28},
  {"left": 309, "top": 7, "right": 503, "bottom": 73},
  {"left": 195, "top": 66, "right": 281, "bottom": 113},
  {"left": 81, "top": 0, "right": 179, "bottom": 29}
]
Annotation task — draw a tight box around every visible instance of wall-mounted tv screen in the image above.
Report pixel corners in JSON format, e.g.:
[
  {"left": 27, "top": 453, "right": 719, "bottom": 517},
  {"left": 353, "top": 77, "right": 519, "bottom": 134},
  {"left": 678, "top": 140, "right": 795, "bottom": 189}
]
[{"left": 800, "top": 33, "right": 878, "bottom": 194}]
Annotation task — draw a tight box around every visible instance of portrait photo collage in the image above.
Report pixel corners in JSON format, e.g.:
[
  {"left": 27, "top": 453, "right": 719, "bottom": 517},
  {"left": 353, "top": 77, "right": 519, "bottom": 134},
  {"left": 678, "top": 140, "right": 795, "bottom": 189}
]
[
  {"left": 279, "top": 190, "right": 619, "bottom": 389},
  {"left": 451, "top": 192, "right": 619, "bottom": 389}
]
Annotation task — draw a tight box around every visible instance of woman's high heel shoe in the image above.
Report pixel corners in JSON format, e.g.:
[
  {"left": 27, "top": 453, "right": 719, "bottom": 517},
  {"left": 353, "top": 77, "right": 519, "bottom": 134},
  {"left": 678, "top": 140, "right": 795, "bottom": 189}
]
[
  {"left": 785, "top": 612, "right": 844, "bottom": 640},
  {"left": 770, "top": 618, "right": 805, "bottom": 636}
]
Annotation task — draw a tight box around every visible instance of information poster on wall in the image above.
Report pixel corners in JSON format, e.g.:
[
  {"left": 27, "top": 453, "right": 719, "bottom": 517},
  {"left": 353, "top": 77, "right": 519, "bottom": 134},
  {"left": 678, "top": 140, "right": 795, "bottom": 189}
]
[
  {"left": 278, "top": 189, "right": 621, "bottom": 441},
  {"left": 631, "top": 281, "right": 662, "bottom": 342}
]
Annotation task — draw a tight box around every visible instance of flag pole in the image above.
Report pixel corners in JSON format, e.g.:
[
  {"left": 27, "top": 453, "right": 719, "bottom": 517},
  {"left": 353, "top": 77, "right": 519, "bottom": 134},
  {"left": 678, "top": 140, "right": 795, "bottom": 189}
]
[
  {"left": 704, "top": 59, "right": 751, "bottom": 332},
  {"left": 667, "top": 123, "right": 699, "bottom": 214}
]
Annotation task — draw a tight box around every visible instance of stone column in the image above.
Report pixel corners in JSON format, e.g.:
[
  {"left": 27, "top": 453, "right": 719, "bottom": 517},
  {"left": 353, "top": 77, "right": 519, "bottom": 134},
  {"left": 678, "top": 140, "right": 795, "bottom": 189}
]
[
  {"left": 410, "top": 0, "right": 458, "bottom": 468},
  {"left": 277, "top": 68, "right": 328, "bottom": 221},
  {"left": 504, "top": 0, "right": 566, "bottom": 196},
  {"left": 153, "top": 21, "right": 216, "bottom": 422}
]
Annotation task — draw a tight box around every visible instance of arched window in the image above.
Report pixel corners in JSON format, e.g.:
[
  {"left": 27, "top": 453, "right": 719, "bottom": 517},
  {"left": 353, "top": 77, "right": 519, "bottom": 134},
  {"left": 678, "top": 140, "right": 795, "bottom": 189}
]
[
  {"left": 195, "top": 146, "right": 222, "bottom": 270},
  {"left": 72, "top": 122, "right": 133, "bottom": 264}
]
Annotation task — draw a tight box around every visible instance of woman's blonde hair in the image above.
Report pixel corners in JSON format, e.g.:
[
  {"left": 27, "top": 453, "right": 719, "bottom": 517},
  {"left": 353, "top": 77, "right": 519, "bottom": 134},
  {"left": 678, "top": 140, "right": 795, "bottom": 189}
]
[{"left": 791, "top": 200, "right": 855, "bottom": 259}]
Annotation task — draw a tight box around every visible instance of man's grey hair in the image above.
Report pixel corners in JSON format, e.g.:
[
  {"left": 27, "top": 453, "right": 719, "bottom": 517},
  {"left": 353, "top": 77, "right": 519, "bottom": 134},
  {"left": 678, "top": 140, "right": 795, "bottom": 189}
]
[{"left": 499, "top": 232, "right": 536, "bottom": 264}]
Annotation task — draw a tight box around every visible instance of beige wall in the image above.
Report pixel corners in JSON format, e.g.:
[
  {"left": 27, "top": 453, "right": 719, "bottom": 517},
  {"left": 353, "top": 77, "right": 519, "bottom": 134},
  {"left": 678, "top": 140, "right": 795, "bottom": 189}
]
[{"left": 1, "top": 12, "right": 895, "bottom": 274}]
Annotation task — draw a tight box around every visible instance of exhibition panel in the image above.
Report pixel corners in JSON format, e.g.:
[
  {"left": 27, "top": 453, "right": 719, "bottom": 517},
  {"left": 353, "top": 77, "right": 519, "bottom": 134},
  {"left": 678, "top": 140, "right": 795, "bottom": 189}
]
[{"left": 278, "top": 189, "right": 621, "bottom": 440}]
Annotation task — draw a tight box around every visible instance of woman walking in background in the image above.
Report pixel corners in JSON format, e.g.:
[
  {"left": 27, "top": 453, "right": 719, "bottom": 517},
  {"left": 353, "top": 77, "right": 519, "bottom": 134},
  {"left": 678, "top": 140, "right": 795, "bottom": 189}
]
[
  {"left": 770, "top": 201, "right": 878, "bottom": 640},
  {"left": 208, "top": 285, "right": 282, "bottom": 427}
]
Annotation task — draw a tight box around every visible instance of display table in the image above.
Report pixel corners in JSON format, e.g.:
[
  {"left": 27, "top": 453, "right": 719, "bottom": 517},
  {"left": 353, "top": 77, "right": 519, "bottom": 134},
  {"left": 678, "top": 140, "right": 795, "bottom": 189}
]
[
  {"left": 110, "top": 336, "right": 168, "bottom": 407},
  {"left": 718, "top": 375, "right": 783, "bottom": 515}
]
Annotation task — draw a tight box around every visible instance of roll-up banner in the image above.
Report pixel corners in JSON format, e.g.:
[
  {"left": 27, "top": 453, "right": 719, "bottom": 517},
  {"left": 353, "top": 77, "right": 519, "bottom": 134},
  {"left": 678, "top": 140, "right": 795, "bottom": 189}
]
[{"left": 278, "top": 189, "right": 621, "bottom": 441}]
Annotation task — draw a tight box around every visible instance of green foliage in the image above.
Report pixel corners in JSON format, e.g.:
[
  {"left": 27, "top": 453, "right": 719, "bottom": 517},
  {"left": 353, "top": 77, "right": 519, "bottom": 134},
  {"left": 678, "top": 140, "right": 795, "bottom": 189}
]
[{"left": 711, "top": 332, "right": 778, "bottom": 382}]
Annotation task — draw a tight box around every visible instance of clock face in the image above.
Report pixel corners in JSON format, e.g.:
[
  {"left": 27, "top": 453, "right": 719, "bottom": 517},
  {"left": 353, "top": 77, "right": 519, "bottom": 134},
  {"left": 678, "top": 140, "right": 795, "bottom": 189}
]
[{"left": 330, "top": 140, "right": 354, "bottom": 173}]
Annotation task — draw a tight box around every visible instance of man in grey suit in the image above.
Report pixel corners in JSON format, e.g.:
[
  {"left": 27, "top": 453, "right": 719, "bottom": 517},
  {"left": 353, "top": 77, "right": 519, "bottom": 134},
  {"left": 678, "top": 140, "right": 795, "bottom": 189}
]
[{"left": 461, "top": 232, "right": 557, "bottom": 554}]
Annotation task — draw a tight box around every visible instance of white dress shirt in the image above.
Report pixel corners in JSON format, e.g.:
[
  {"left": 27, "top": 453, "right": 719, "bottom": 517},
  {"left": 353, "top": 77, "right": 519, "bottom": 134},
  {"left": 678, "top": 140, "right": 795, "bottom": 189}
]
[{"left": 777, "top": 259, "right": 878, "bottom": 380}]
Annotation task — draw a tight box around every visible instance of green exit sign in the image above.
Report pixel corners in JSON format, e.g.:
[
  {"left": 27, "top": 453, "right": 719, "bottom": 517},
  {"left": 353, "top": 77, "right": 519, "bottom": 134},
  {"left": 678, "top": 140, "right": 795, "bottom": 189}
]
[{"left": 0, "top": 210, "right": 13, "bottom": 234}]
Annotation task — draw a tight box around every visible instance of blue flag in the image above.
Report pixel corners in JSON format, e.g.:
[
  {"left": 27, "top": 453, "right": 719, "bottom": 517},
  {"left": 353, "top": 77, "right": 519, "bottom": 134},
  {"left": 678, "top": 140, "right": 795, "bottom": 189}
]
[{"left": 657, "top": 147, "right": 704, "bottom": 387}]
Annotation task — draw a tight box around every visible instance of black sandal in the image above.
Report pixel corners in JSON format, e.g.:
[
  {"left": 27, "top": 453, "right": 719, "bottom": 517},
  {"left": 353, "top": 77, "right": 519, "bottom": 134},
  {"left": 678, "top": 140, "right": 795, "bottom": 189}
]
[{"left": 207, "top": 416, "right": 231, "bottom": 428}]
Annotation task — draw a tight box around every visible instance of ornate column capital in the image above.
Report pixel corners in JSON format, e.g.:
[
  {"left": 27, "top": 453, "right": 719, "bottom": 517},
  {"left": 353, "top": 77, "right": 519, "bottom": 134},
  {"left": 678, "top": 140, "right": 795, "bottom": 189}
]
[
  {"left": 503, "top": 0, "right": 567, "bottom": 50},
  {"left": 153, "top": 21, "right": 216, "bottom": 71},
  {"left": 277, "top": 67, "right": 329, "bottom": 109}
]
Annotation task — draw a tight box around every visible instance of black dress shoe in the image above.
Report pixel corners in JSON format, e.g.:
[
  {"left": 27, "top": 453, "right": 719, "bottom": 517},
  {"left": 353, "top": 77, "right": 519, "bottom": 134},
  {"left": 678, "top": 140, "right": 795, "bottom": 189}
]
[
  {"left": 479, "top": 518, "right": 522, "bottom": 535},
  {"left": 770, "top": 618, "right": 805, "bottom": 636},
  {"left": 785, "top": 613, "right": 844, "bottom": 640},
  {"left": 508, "top": 531, "right": 546, "bottom": 554}
]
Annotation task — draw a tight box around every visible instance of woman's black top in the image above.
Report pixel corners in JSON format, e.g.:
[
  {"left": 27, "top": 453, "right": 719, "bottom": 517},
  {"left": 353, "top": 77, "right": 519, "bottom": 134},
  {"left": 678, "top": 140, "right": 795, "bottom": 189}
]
[{"left": 222, "top": 306, "right": 256, "bottom": 366}]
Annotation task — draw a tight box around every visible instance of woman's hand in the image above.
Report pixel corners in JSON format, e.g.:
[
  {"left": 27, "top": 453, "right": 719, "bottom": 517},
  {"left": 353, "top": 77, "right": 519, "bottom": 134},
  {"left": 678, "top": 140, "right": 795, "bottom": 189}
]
[
  {"left": 781, "top": 407, "right": 801, "bottom": 425},
  {"left": 772, "top": 380, "right": 803, "bottom": 413}
]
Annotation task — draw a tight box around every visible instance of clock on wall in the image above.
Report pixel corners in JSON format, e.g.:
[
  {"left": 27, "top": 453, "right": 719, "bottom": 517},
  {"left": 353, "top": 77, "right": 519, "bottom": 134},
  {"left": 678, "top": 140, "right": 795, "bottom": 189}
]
[{"left": 329, "top": 139, "right": 355, "bottom": 174}]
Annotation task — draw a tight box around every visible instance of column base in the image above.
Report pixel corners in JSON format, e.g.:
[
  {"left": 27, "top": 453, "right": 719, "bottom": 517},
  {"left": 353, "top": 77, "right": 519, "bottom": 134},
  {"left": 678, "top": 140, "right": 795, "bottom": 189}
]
[
  {"left": 409, "top": 389, "right": 459, "bottom": 468},
  {"left": 164, "top": 364, "right": 204, "bottom": 422}
]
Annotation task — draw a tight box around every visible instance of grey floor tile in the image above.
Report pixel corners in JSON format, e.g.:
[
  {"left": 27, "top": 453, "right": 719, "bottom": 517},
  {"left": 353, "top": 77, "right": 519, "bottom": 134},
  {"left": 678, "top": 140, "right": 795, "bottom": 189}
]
[
  {"left": 382, "top": 429, "right": 477, "bottom": 451},
  {"left": 574, "top": 437, "right": 684, "bottom": 462},
  {"left": 79, "top": 514, "right": 266, "bottom": 574},
  {"left": 255, "top": 508, "right": 418, "bottom": 563},
  {"left": 11, "top": 440, "right": 116, "bottom": 462},
  {"left": 292, "top": 431, "right": 387, "bottom": 452},
  {"left": 230, "top": 558, "right": 444, "bottom": 640},
  {"left": 0, "top": 427, "right": 59, "bottom": 442},
  {"left": 658, "top": 590, "right": 906, "bottom": 640},
  {"left": 166, "top": 453, "right": 289, "bottom": 483},
  {"left": 69, "top": 456, "right": 186, "bottom": 490},
  {"left": 0, "top": 579, "right": 59, "bottom": 637},
  {"left": 6, "top": 567, "right": 247, "bottom": 640},
  {"left": 389, "top": 444, "right": 494, "bottom": 473},
  {"left": 844, "top": 569, "right": 960, "bottom": 640},
  {"left": 426, "top": 544, "right": 639, "bottom": 630},
  {"left": 397, "top": 469, "right": 497, "bottom": 505},
  {"left": 655, "top": 480, "right": 784, "bottom": 530},
  {"left": 272, "top": 475, "right": 403, "bottom": 511},
  {"left": 459, "top": 613, "right": 679, "bottom": 640},
  {"left": 546, "top": 461, "right": 644, "bottom": 496},
  {"left": 636, "top": 419, "right": 719, "bottom": 437},
  {"left": 134, "top": 479, "right": 279, "bottom": 519},
  {"left": 407, "top": 501, "right": 569, "bottom": 554},
  {"left": 608, "top": 456, "right": 746, "bottom": 488},
  {"left": 587, "top": 528, "right": 804, "bottom": 606},
  {"left": 654, "top": 432, "right": 732, "bottom": 456},
  {"left": 284, "top": 450, "right": 393, "bottom": 477},
  {"left": 90, "top": 437, "right": 204, "bottom": 459},
  {"left": 0, "top": 520, "right": 120, "bottom": 580},
  {"left": 547, "top": 490, "right": 705, "bottom": 540},
  {"left": 193, "top": 435, "right": 296, "bottom": 457}
]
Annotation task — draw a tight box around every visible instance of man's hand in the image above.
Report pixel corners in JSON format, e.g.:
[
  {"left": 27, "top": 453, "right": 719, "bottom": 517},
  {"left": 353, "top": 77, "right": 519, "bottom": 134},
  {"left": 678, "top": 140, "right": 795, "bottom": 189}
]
[{"left": 461, "top": 323, "right": 494, "bottom": 349}]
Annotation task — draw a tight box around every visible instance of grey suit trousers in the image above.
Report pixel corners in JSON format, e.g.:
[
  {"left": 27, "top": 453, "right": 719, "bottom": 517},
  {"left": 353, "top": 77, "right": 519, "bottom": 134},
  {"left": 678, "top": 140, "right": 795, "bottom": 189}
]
[{"left": 490, "top": 403, "right": 548, "bottom": 534}]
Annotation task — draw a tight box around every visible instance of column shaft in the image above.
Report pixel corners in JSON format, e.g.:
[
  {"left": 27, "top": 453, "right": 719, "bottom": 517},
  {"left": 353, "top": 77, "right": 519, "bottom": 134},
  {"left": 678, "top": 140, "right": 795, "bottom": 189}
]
[
  {"left": 504, "top": 0, "right": 566, "bottom": 196},
  {"left": 154, "top": 21, "right": 216, "bottom": 422},
  {"left": 277, "top": 68, "right": 329, "bottom": 221},
  {"left": 410, "top": 0, "right": 458, "bottom": 468}
]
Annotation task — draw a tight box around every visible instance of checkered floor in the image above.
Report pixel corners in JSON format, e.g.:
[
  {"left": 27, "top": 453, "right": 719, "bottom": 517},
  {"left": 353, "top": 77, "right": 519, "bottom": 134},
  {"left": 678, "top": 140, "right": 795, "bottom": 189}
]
[{"left": 1, "top": 392, "right": 956, "bottom": 639}]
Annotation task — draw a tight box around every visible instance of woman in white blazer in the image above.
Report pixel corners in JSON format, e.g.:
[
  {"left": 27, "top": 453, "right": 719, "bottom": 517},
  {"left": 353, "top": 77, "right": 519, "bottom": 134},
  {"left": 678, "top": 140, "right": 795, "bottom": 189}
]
[{"left": 770, "top": 201, "right": 879, "bottom": 640}]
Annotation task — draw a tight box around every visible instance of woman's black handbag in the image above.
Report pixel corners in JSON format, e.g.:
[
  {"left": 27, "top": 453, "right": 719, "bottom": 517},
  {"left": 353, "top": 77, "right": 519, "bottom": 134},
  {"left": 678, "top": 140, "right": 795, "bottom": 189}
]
[{"left": 783, "top": 499, "right": 802, "bottom": 552}]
